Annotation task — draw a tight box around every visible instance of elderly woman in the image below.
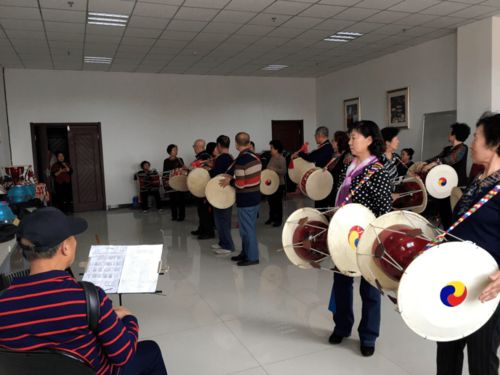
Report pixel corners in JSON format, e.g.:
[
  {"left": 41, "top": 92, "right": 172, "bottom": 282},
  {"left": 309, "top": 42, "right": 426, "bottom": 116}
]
[
  {"left": 436, "top": 113, "right": 500, "bottom": 375},
  {"left": 328, "top": 120, "right": 392, "bottom": 357},
  {"left": 163, "top": 144, "right": 186, "bottom": 221}
]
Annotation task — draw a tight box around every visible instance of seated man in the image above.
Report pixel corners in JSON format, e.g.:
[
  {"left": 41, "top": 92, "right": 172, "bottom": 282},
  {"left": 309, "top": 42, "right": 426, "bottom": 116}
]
[
  {"left": 135, "top": 161, "right": 163, "bottom": 213},
  {"left": 0, "top": 207, "right": 167, "bottom": 375}
]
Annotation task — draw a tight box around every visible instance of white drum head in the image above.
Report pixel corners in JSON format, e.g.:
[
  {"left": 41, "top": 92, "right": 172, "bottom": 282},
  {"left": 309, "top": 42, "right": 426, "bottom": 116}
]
[
  {"left": 398, "top": 241, "right": 500, "bottom": 341},
  {"left": 327, "top": 203, "right": 376, "bottom": 277},
  {"left": 357, "top": 211, "right": 439, "bottom": 292},
  {"left": 289, "top": 158, "right": 314, "bottom": 184},
  {"left": 205, "top": 176, "right": 235, "bottom": 209},
  {"left": 425, "top": 165, "right": 459, "bottom": 199},
  {"left": 301, "top": 168, "right": 333, "bottom": 202},
  {"left": 187, "top": 168, "right": 211, "bottom": 198},
  {"left": 169, "top": 172, "right": 189, "bottom": 192},
  {"left": 260, "top": 169, "right": 280, "bottom": 195},
  {"left": 282, "top": 208, "right": 328, "bottom": 269}
]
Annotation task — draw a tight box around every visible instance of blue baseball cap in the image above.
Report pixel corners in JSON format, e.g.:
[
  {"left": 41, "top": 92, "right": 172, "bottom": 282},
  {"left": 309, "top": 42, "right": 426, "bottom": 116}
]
[{"left": 16, "top": 207, "right": 88, "bottom": 252}]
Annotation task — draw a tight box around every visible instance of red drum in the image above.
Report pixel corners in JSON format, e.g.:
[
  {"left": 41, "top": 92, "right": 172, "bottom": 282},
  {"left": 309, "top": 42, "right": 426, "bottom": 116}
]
[
  {"left": 168, "top": 168, "right": 189, "bottom": 192},
  {"left": 356, "top": 211, "right": 440, "bottom": 291},
  {"left": 288, "top": 157, "right": 314, "bottom": 184},
  {"left": 260, "top": 169, "right": 279, "bottom": 195},
  {"left": 393, "top": 177, "right": 427, "bottom": 214},
  {"left": 299, "top": 167, "right": 333, "bottom": 202},
  {"left": 282, "top": 208, "right": 330, "bottom": 269},
  {"left": 4, "top": 166, "right": 25, "bottom": 185}
]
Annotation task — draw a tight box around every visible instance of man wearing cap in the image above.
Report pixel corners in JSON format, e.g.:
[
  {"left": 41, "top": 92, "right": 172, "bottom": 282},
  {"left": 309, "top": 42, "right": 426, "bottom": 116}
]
[{"left": 0, "top": 207, "right": 167, "bottom": 375}]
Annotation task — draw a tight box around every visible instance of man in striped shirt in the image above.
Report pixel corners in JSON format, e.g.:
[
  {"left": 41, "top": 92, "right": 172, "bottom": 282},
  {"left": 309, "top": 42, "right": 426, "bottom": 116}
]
[
  {"left": 220, "top": 132, "right": 262, "bottom": 266},
  {"left": 0, "top": 207, "right": 167, "bottom": 375}
]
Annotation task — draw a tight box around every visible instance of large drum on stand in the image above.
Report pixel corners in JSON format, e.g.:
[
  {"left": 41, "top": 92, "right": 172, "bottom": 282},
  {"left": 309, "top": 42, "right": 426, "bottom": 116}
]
[
  {"left": 187, "top": 168, "right": 210, "bottom": 198},
  {"left": 205, "top": 175, "right": 235, "bottom": 209},
  {"left": 299, "top": 167, "right": 333, "bottom": 202},
  {"left": 288, "top": 158, "right": 314, "bottom": 184}
]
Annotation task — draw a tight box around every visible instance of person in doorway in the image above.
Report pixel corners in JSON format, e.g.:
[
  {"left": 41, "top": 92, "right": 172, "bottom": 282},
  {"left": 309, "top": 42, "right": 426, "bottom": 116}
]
[{"left": 50, "top": 152, "right": 73, "bottom": 213}]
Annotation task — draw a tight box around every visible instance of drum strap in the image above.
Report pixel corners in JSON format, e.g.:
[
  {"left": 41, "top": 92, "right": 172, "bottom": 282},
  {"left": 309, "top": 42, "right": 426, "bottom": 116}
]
[
  {"left": 341, "top": 162, "right": 384, "bottom": 207},
  {"left": 433, "top": 183, "right": 500, "bottom": 243}
]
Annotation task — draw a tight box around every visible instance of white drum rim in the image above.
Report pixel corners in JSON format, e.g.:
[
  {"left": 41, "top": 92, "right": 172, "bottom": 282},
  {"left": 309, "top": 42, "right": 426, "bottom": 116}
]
[
  {"left": 289, "top": 158, "right": 314, "bottom": 184},
  {"left": 205, "top": 176, "right": 236, "bottom": 209},
  {"left": 356, "top": 210, "right": 438, "bottom": 292},
  {"left": 260, "top": 169, "right": 280, "bottom": 196},
  {"left": 398, "top": 242, "right": 500, "bottom": 341},
  {"left": 425, "top": 164, "right": 459, "bottom": 199},
  {"left": 282, "top": 208, "right": 328, "bottom": 269},
  {"left": 327, "top": 203, "right": 376, "bottom": 277},
  {"left": 187, "top": 168, "right": 211, "bottom": 198},
  {"left": 394, "top": 177, "right": 428, "bottom": 214},
  {"left": 300, "top": 167, "right": 333, "bottom": 202}
]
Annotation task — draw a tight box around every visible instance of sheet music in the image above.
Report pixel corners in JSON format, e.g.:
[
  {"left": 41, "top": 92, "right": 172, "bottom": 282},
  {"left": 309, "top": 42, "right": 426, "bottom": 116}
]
[
  {"left": 82, "top": 245, "right": 163, "bottom": 294},
  {"left": 118, "top": 245, "right": 162, "bottom": 293},
  {"left": 83, "top": 246, "right": 127, "bottom": 293}
]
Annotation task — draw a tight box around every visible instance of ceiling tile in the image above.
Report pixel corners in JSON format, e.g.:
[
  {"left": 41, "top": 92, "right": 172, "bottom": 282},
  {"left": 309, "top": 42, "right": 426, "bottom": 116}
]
[
  {"left": 0, "top": 0, "right": 37, "bottom": 6},
  {"left": 212, "top": 10, "right": 257, "bottom": 23},
  {"left": 192, "top": 32, "right": 229, "bottom": 42},
  {"left": 451, "top": 5, "right": 498, "bottom": 18},
  {"left": 420, "top": 1, "right": 471, "bottom": 16},
  {"left": 0, "top": 5, "right": 41, "bottom": 19},
  {"left": 248, "top": 13, "right": 291, "bottom": 26},
  {"left": 319, "top": 0, "right": 365, "bottom": 5},
  {"left": 124, "top": 27, "right": 162, "bottom": 38},
  {"left": 371, "top": 23, "right": 406, "bottom": 35},
  {"left": 333, "top": 7, "right": 380, "bottom": 21},
  {"left": 203, "top": 21, "right": 242, "bottom": 33},
  {"left": 314, "top": 18, "right": 355, "bottom": 31},
  {"left": 394, "top": 13, "right": 439, "bottom": 26},
  {"left": 0, "top": 18, "right": 43, "bottom": 31},
  {"left": 237, "top": 24, "right": 274, "bottom": 35},
  {"left": 267, "top": 27, "right": 305, "bottom": 38},
  {"left": 86, "top": 23, "right": 125, "bottom": 36},
  {"left": 121, "top": 37, "right": 157, "bottom": 47},
  {"left": 263, "top": 1, "right": 312, "bottom": 16},
  {"left": 225, "top": 0, "right": 274, "bottom": 12},
  {"left": 299, "top": 4, "right": 347, "bottom": 18},
  {"left": 89, "top": 0, "right": 135, "bottom": 14},
  {"left": 127, "top": 16, "right": 170, "bottom": 29},
  {"left": 342, "top": 21, "right": 384, "bottom": 33},
  {"left": 47, "top": 31, "right": 84, "bottom": 42},
  {"left": 160, "top": 30, "right": 198, "bottom": 40},
  {"left": 133, "top": 2, "right": 179, "bottom": 18},
  {"left": 354, "top": 0, "right": 403, "bottom": 9},
  {"left": 42, "top": 9, "right": 86, "bottom": 23},
  {"left": 40, "top": 0, "right": 86, "bottom": 11},
  {"left": 167, "top": 19, "right": 207, "bottom": 31},
  {"left": 282, "top": 16, "right": 324, "bottom": 28},
  {"left": 364, "top": 10, "right": 411, "bottom": 23},
  {"left": 175, "top": 7, "right": 219, "bottom": 21},
  {"left": 422, "top": 16, "right": 467, "bottom": 28},
  {"left": 85, "top": 34, "right": 121, "bottom": 44},
  {"left": 184, "top": 0, "right": 230, "bottom": 8},
  {"left": 387, "top": 0, "right": 441, "bottom": 12},
  {"left": 44, "top": 21, "right": 85, "bottom": 33}
]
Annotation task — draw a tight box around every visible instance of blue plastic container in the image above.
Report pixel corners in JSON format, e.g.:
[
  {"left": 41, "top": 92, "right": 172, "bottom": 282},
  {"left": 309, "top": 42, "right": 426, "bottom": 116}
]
[
  {"left": 0, "top": 201, "right": 15, "bottom": 224},
  {"left": 8, "top": 185, "right": 26, "bottom": 204}
]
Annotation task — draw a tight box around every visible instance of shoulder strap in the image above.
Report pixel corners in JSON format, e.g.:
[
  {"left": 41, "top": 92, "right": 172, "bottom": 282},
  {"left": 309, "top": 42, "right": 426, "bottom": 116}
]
[
  {"left": 79, "top": 281, "right": 100, "bottom": 333},
  {"left": 341, "top": 162, "right": 384, "bottom": 207}
]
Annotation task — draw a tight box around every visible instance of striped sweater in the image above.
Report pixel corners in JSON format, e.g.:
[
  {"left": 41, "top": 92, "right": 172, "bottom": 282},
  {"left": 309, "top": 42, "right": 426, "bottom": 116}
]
[
  {"left": 229, "top": 151, "right": 262, "bottom": 207},
  {"left": 0, "top": 270, "right": 139, "bottom": 374}
]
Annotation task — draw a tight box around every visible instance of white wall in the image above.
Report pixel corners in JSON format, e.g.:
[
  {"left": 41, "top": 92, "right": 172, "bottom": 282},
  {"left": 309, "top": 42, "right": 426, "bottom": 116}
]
[
  {"left": 5, "top": 69, "right": 316, "bottom": 207},
  {"left": 457, "top": 18, "right": 493, "bottom": 129},
  {"left": 316, "top": 34, "right": 457, "bottom": 160},
  {"left": 0, "top": 68, "right": 11, "bottom": 167},
  {"left": 491, "top": 17, "right": 500, "bottom": 112}
]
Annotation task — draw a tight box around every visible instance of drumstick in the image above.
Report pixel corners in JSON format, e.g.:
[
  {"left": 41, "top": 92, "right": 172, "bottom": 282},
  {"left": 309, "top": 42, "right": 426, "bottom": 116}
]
[
  {"left": 394, "top": 156, "right": 409, "bottom": 170},
  {"left": 396, "top": 189, "right": 423, "bottom": 198}
]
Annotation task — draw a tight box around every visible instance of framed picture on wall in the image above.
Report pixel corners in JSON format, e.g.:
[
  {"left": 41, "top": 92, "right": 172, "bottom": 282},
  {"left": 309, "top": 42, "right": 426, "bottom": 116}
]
[
  {"left": 387, "top": 87, "right": 410, "bottom": 128},
  {"left": 343, "top": 97, "right": 360, "bottom": 129}
]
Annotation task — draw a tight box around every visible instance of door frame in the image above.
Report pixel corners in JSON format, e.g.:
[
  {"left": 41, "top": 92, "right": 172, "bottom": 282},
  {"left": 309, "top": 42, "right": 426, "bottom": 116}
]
[{"left": 30, "top": 122, "right": 107, "bottom": 211}]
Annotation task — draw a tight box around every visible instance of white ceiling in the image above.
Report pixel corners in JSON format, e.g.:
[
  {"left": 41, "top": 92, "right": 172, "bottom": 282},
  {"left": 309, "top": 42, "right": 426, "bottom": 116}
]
[{"left": 0, "top": 0, "right": 499, "bottom": 77}]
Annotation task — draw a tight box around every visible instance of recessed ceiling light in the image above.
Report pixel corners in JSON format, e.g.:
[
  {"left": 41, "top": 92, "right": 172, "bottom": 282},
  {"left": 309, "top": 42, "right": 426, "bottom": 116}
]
[
  {"left": 87, "top": 12, "right": 128, "bottom": 27},
  {"left": 262, "top": 64, "right": 288, "bottom": 71},
  {"left": 324, "top": 31, "right": 364, "bottom": 43},
  {"left": 84, "top": 56, "right": 113, "bottom": 64}
]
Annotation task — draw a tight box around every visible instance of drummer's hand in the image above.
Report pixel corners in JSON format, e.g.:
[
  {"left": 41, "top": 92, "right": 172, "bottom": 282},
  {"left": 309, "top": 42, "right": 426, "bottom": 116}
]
[
  {"left": 422, "top": 163, "right": 435, "bottom": 172},
  {"left": 391, "top": 193, "right": 400, "bottom": 201},
  {"left": 291, "top": 152, "right": 299, "bottom": 159},
  {"left": 479, "top": 270, "right": 500, "bottom": 302},
  {"left": 219, "top": 175, "right": 231, "bottom": 188}
]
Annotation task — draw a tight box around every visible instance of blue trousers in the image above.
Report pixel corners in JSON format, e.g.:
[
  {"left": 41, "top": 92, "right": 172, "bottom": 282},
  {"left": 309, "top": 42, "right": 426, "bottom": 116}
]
[
  {"left": 333, "top": 273, "right": 381, "bottom": 347},
  {"left": 237, "top": 204, "right": 260, "bottom": 261},
  {"left": 122, "top": 340, "right": 167, "bottom": 375},
  {"left": 214, "top": 207, "right": 235, "bottom": 251}
]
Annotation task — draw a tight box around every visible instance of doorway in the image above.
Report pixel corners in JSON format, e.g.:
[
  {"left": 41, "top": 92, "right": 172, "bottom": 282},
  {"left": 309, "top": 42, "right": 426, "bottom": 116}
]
[
  {"left": 30, "top": 123, "right": 106, "bottom": 212},
  {"left": 271, "top": 120, "right": 304, "bottom": 153}
]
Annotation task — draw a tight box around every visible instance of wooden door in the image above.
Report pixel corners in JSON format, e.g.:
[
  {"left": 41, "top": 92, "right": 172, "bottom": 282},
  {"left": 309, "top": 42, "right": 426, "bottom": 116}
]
[
  {"left": 271, "top": 120, "right": 304, "bottom": 153},
  {"left": 67, "top": 124, "right": 106, "bottom": 211}
]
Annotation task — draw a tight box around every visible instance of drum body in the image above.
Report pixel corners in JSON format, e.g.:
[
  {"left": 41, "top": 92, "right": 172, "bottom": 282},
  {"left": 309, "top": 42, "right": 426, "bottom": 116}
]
[
  {"left": 327, "top": 204, "right": 375, "bottom": 277},
  {"left": 168, "top": 168, "right": 189, "bottom": 192},
  {"left": 260, "top": 169, "right": 280, "bottom": 195},
  {"left": 288, "top": 158, "right": 314, "bottom": 184},
  {"left": 393, "top": 177, "right": 427, "bottom": 214},
  {"left": 187, "top": 168, "right": 211, "bottom": 198},
  {"left": 282, "top": 208, "right": 329, "bottom": 269},
  {"left": 398, "top": 242, "right": 500, "bottom": 341},
  {"left": 357, "top": 211, "right": 439, "bottom": 291},
  {"left": 299, "top": 167, "right": 333, "bottom": 202},
  {"left": 205, "top": 176, "right": 236, "bottom": 209}
]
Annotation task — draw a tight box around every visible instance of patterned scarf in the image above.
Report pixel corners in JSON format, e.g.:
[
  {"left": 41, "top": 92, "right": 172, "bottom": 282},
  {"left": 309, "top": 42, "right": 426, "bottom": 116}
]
[
  {"left": 454, "top": 170, "right": 500, "bottom": 218},
  {"left": 335, "top": 156, "right": 377, "bottom": 205}
]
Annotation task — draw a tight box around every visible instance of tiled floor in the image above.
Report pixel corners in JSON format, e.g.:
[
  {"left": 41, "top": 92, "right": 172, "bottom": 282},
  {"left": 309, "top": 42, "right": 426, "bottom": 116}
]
[{"left": 73, "top": 197, "right": 472, "bottom": 375}]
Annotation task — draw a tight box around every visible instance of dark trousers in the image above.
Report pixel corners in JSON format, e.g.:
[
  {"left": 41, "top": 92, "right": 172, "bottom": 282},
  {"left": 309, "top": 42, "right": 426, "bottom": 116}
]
[
  {"left": 333, "top": 273, "right": 381, "bottom": 347},
  {"left": 54, "top": 182, "right": 72, "bottom": 213},
  {"left": 437, "top": 197, "right": 452, "bottom": 229},
  {"left": 196, "top": 198, "right": 214, "bottom": 236},
  {"left": 314, "top": 197, "right": 331, "bottom": 209},
  {"left": 267, "top": 185, "right": 284, "bottom": 224},
  {"left": 169, "top": 191, "right": 185, "bottom": 220},
  {"left": 140, "top": 190, "right": 162, "bottom": 210},
  {"left": 214, "top": 207, "right": 235, "bottom": 251},
  {"left": 436, "top": 304, "right": 500, "bottom": 375},
  {"left": 122, "top": 340, "right": 167, "bottom": 375}
]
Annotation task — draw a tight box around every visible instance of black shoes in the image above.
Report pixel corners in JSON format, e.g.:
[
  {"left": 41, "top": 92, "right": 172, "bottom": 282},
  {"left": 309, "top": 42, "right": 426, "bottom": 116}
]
[
  {"left": 231, "top": 253, "right": 246, "bottom": 262},
  {"left": 360, "top": 345, "right": 375, "bottom": 357},
  {"left": 272, "top": 222, "right": 282, "bottom": 227},
  {"left": 191, "top": 230, "right": 200, "bottom": 235},
  {"left": 264, "top": 219, "right": 272, "bottom": 225},
  {"left": 328, "top": 333, "right": 343, "bottom": 344},
  {"left": 237, "top": 260, "right": 259, "bottom": 266},
  {"left": 198, "top": 234, "right": 215, "bottom": 240}
]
